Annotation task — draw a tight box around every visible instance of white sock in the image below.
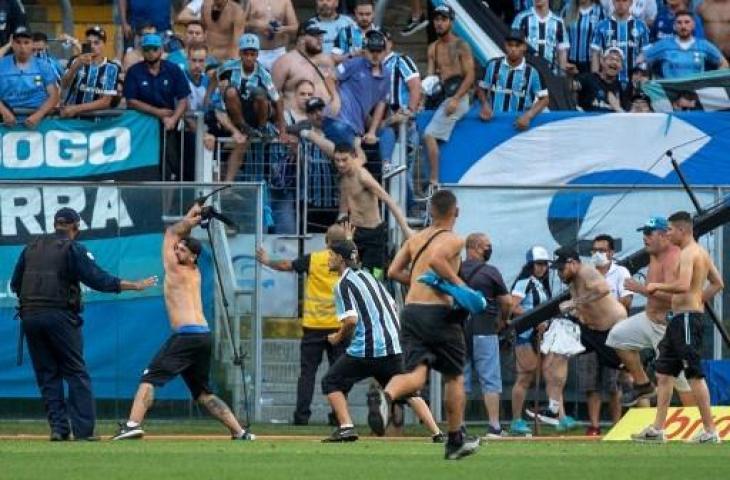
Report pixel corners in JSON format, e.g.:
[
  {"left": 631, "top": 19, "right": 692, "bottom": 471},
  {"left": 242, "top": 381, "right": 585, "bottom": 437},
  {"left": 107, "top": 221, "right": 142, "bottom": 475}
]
[
  {"left": 548, "top": 398, "right": 560, "bottom": 414},
  {"left": 341, "top": 423, "right": 354, "bottom": 429},
  {"left": 125, "top": 420, "right": 140, "bottom": 428},
  {"left": 490, "top": 422, "right": 501, "bottom": 430},
  {"left": 234, "top": 429, "right": 246, "bottom": 438}
]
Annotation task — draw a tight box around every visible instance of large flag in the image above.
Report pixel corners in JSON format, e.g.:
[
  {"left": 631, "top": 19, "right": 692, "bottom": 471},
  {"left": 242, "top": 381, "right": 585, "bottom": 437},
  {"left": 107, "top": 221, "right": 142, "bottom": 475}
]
[{"left": 642, "top": 70, "right": 730, "bottom": 113}]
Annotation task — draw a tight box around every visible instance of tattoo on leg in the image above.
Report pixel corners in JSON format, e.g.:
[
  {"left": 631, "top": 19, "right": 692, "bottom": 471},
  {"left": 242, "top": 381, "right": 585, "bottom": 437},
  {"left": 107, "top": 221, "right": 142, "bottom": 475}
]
[{"left": 203, "top": 395, "right": 234, "bottom": 420}]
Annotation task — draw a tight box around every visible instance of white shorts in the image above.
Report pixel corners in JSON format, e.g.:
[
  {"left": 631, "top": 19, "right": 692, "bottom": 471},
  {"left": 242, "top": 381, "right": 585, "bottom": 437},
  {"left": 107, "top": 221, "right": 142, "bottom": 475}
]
[
  {"left": 607, "top": 311, "right": 691, "bottom": 392},
  {"left": 540, "top": 317, "right": 585, "bottom": 357},
  {"left": 258, "top": 46, "right": 287, "bottom": 72},
  {"left": 423, "top": 95, "right": 469, "bottom": 142}
]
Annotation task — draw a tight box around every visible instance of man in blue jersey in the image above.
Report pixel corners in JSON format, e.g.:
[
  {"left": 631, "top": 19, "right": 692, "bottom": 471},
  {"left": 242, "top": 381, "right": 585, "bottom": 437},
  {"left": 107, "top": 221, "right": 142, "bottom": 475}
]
[
  {"left": 512, "top": 0, "right": 570, "bottom": 72},
  {"left": 651, "top": 0, "right": 704, "bottom": 41},
  {"left": 60, "top": 26, "right": 122, "bottom": 117},
  {"left": 307, "top": 0, "right": 356, "bottom": 54},
  {"left": 0, "top": 27, "right": 59, "bottom": 129},
  {"left": 321, "top": 240, "right": 442, "bottom": 442},
  {"left": 332, "top": 0, "right": 377, "bottom": 63},
  {"left": 642, "top": 11, "right": 728, "bottom": 79},
  {"left": 591, "top": 0, "right": 651, "bottom": 83},
  {"left": 477, "top": 30, "right": 549, "bottom": 130}
]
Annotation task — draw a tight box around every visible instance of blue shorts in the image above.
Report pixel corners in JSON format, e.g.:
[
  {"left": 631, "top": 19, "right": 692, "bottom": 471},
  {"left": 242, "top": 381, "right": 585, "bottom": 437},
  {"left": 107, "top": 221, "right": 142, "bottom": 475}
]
[
  {"left": 464, "top": 334, "right": 502, "bottom": 394},
  {"left": 322, "top": 117, "right": 357, "bottom": 147}
]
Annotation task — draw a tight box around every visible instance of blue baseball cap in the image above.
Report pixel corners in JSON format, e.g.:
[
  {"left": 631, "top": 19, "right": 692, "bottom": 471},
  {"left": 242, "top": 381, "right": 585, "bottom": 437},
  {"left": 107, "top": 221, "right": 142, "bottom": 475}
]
[
  {"left": 140, "top": 33, "right": 163, "bottom": 48},
  {"left": 54, "top": 207, "right": 81, "bottom": 224},
  {"left": 238, "top": 33, "right": 260, "bottom": 51},
  {"left": 637, "top": 216, "right": 669, "bottom": 233}
]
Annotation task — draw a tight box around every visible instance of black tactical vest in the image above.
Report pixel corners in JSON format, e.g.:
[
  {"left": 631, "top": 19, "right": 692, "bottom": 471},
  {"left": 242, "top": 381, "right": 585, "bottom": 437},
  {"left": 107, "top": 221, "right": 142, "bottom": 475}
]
[{"left": 19, "top": 236, "right": 81, "bottom": 313}]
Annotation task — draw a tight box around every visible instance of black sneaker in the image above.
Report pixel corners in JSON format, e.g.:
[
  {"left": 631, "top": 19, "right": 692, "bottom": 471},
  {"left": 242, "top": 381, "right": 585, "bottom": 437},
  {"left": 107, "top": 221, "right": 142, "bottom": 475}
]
[
  {"left": 622, "top": 383, "right": 656, "bottom": 407},
  {"left": 322, "top": 426, "right": 359, "bottom": 443},
  {"left": 526, "top": 407, "right": 560, "bottom": 426},
  {"left": 232, "top": 430, "right": 256, "bottom": 441},
  {"left": 111, "top": 422, "right": 144, "bottom": 440},
  {"left": 49, "top": 431, "right": 69, "bottom": 442},
  {"left": 431, "top": 431, "right": 445, "bottom": 443},
  {"left": 484, "top": 425, "right": 507, "bottom": 439},
  {"left": 367, "top": 386, "right": 389, "bottom": 436},
  {"left": 444, "top": 435, "right": 480, "bottom": 460},
  {"left": 400, "top": 14, "right": 428, "bottom": 36}
]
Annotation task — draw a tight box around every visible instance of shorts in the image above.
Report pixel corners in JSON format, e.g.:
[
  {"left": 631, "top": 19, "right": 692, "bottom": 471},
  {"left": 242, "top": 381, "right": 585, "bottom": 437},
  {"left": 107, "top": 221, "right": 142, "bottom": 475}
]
[
  {"left": 576, "top": 352, "right": 620, "bottom": 396},
  {"left": 423, "top": 95, "right": 469, "bottom": 142},
  {"left": 321, "top": 354, "right": 404, "bottom": 394},
  {"left": 353, "top": 222, "right": 386, "bottom": 274},
  {"left": 607, "top": 311, "right": 691, "bottom": 391},
  {"left": 464, "top": 335, "right": 502, "bottom": 394},
  {"left": 579, "top": 323, "right": 623, "bottom": 370},
  {"left": 655, "top": 312, "right": 705, "bottom": 380},
  {"left": 400, "top": 304, "right": 466, "bottom": 377},
  {"left": 258, "top": 46, "right": 286, "bottom": 72},
  {"left": 141, "top": 333, "right": 212, "bottom": 399}
]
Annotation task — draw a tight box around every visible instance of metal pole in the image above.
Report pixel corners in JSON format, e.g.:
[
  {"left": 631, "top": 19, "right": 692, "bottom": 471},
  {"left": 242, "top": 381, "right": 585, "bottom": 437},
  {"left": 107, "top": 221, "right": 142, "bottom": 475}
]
[
  {"left": 714, "top": 187, "right": 724, "bottom": 360},
  {"left": 254, "top": 182, "right": 265, "bottom": 423}
]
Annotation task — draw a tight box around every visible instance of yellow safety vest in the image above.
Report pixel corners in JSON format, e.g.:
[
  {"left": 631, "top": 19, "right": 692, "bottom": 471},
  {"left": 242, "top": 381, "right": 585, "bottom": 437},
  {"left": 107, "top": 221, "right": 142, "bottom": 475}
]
[{"left": 302, "top": 250, "right": 340, "bottom": 329}]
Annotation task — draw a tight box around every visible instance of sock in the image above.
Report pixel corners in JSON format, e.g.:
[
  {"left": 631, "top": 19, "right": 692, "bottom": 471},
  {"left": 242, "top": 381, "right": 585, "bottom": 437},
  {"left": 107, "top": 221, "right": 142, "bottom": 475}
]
[
  {"left": 234, "top": 429, "right": 247, "bottom": 438},
  {"left": 447, "top": 430, "right": 463, "bottom": 445},
  {"left": 489, "top": 422, "right": 501, "bottom": 431},
  {"left": 548, "top": 398, "right": 560, "bottom": 414},
  {"left": 340, "top": 423, "right": 354, "bottom": 429},
  {"left": 125, "top": 420, "right": 139, "bottom": 428}
]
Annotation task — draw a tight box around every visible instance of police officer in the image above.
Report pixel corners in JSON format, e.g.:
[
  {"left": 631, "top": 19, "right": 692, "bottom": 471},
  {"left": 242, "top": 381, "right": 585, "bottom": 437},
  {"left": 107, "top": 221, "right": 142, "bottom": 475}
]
[{"left": 10, "top": 208, "right": 157, "bottom": 441}]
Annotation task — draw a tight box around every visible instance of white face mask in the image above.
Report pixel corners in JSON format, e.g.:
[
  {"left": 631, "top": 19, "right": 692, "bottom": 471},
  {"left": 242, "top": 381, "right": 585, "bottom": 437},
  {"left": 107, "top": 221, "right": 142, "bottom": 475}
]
[{"left": 591, "top": 251, "right": 609, "bottom": 267}]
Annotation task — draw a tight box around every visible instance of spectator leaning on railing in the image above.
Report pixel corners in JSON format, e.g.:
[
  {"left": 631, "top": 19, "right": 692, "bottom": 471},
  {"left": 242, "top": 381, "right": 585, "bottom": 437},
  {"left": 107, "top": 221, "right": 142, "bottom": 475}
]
[
  {"left": 573, "top": 47, "right": 633, "bottom": 112},
  {"left": 60, "top": 26, "right": 122, "bottom": 118},
  {"left": 0, "top": 27, "right": 59, "bottom": 129}
]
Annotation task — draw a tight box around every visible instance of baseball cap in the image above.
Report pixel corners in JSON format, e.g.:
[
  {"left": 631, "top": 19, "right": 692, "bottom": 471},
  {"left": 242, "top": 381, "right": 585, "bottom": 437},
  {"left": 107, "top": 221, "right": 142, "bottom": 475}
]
[
  {"left": 13, "top": 26, "right": 32, "bottom": 39},
  {"left": 433, "top": 4, "right": 455, "bottom": 19},
  {"left": 637, "top": 216, "right": 669, "bottom": 233},
  {"left": 526, "top": 246, "right": 551, "bottom": 264},
  {"left": 140, "top": 33, "right": 162, "bottom": 48},
  {"left": 551, "top": 246, "right": 580, "bottom": 269},
  {"left": 85, "top": 25, "right": 107, "bottom": 41},
  {"left": 505, "top": 29, "right": 526, "bottom": 44},
  {"left": 54, "top": 207, "right": 81, "bottom": 224},
  {"left": 330, "top": 240, "right": 358, "bottom": 263},
  {"left": 299, "top": 19, "right": 327, "bottom": 36},
  {"left": 305, "top": 96, "right": 326, "bottom": 113},
  {"left": 238, "top": 33, "right": 260, "bottom": 51},
  {"left": 364, "top": 30, "right": 386, "bottom": 52},
  {"left": 603, "top": 46, "right": 625, "bottom": 59}
]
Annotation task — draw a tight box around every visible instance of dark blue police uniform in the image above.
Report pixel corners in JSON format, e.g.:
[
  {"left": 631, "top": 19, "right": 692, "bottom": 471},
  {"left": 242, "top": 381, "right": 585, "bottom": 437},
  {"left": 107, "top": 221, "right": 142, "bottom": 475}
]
[{"left": 10, "top": 208, "right": 122, "bottom": 440}]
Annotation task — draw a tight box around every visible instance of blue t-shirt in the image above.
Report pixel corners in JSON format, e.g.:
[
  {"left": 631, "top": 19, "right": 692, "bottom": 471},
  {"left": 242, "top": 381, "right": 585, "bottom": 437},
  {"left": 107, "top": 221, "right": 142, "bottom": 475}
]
[
  {"left": 123, "top": 59, "right": 191, "bottom": 109},
  {"left": 0, "top": 55, "right": 58, "bottom": 109},
  {"left": 127, "top": 0, "right": 171, "bottom": 32},
  {"left": 308, "top": 14, "right": 356, "bottom": 54},
  {"left": 643, "top": 36, "right": 725, "bottom": 79},
  {"left": 650, "top": 8, "right": 704, "bottom": 41},
  {"left": 329, "top": 57, "right": 390, "bottom": 135}
]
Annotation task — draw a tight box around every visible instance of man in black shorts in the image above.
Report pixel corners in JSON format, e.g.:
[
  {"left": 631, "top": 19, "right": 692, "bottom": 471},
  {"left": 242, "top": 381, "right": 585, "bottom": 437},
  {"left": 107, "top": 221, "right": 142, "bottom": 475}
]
[
  {"left": 632, "top": 211, "right": 724, "bottom": 444},
  {"left": 321, "top": 240, "right": 442, "bottom": 442},
  {"left": 373, "top": 190, "right": 480, "bottom": 460},
  {"left": 113, "top": 204, "right": 254, "bottom": 441}
]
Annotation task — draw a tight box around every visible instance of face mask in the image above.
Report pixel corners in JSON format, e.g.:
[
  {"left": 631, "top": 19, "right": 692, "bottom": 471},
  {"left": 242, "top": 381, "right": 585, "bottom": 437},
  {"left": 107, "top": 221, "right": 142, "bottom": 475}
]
[
  {"left": 482, "top": 247, "right": 493, "bottom": 263},
  {"left": 591, "top": 251, "right": 609, "bottom": 267}
]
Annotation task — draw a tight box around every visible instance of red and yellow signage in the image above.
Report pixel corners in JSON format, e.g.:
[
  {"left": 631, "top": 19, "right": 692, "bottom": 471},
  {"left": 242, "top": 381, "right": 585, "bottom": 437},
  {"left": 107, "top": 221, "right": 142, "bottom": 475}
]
[{"left": 604, "top": 407, "right": 730, "bottom": 441}]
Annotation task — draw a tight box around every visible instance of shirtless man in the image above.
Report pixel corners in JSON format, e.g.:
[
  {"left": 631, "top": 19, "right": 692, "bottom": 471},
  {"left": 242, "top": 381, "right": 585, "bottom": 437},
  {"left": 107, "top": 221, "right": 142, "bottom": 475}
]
[
  {"left": 373, "top": 190, "right": 480, "bottom": 460},
  {"left": 608, "top": 216, "right": 695, "bottom": 407},
  {"left": 554, "top": 247, "right": 627, "bottom": 372},
  {"left": 246, "top": 0, "right": 299, "bottom": 71},
  {"left": 422, "top": 4, "right": 474, "bottom": 187},
  {"left": 699, "top": 0, "right": 730, "bottom": 58},
  {"left": 201, "top": 0, "right": 248, "bottom": 62},
  {"left": 632, "top": 211, "right": 724, "bottom": 444},
  {"left": 272, "top": 19, "right": 335, "bottom": 111},
  {"left": 334, "top": 143, "right": 412, "bottom": 278},
  {"left": 112, "top": 204, "right": 254, "bottom": 441},
  {"left": 122, "top": 23, "right": 157, "bottom": 72}
]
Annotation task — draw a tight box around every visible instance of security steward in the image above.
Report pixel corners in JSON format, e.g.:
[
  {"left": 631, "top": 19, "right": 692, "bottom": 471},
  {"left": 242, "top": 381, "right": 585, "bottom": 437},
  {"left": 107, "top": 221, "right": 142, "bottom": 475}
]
[
  {"left": 10, "top": 208, "right": 157, "bottom": 441},
  {"left": 255, "top": 223, "right": 349, "bottom": 425}
]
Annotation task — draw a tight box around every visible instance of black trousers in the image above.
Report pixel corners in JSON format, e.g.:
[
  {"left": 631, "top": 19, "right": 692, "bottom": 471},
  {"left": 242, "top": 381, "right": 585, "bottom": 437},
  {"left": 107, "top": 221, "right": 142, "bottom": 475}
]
[
  {"left": 294, "top": 327, "right": 345, "bottom": 423},
  {"left": 22, "top": 310, "right": 95, "bottom": 438}
]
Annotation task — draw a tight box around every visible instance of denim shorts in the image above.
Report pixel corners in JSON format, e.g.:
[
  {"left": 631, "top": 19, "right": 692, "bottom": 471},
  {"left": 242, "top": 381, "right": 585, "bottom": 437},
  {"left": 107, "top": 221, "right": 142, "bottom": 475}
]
[{"left": 464, "top": 334, "right": 502, "bottom": 394}]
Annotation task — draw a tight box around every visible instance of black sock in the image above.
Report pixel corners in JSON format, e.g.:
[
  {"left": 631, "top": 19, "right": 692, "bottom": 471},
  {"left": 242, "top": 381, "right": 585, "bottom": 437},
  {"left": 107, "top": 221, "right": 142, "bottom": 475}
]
[{"left": 447, "top": 430, "right": 463, "bottom": 445}]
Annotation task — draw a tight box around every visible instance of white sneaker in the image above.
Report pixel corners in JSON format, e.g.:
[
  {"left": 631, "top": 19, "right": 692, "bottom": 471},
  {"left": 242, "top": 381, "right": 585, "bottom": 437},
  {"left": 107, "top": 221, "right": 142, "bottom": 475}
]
[
  {"left": 687, "top": 429, "right": 721, "bottom": 444},
  {"left": 631, "top": 425, "right": 666, "bottom": 443}
]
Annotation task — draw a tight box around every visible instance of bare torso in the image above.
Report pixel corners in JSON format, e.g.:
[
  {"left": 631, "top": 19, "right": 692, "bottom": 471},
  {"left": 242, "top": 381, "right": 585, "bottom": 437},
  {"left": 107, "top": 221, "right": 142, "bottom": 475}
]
[
  {"left": 275, "top": 49, "right": 334, "bottom": 110},
  {"left": 699, "top": 0, "right": 730, "bottom": 58},
  {"left": 573, "top": 264, "right": 627, "bottom": 331},
  {"left": 248, "top": 0, "right": 291, "bottom": 50},
  {"left": 430, "top": 37, "right": 466, "bottom": 81},
  {"left": 340, "top": 168, "right": 381, "bottom": 228},
  {"left": 672, "top": 241, "right": 711, "bottom": 313},
  {"left": 163, "top": 236, "right": 206, "bottom": 329},
  {"left": 202, "top": 0, "right": 246, "bottom": 62},
  {"left": 404, "top": 226, "right": 463, "bottom": 306},
  {"left": 645, "top": 246, "right": 680, "bottom": 322}
]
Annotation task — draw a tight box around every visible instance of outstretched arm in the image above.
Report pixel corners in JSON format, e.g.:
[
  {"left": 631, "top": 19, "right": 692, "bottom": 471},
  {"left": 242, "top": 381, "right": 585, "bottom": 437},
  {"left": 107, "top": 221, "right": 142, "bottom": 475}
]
[{"left": 360, "top": 169, "right": 413, "bottom": 238}]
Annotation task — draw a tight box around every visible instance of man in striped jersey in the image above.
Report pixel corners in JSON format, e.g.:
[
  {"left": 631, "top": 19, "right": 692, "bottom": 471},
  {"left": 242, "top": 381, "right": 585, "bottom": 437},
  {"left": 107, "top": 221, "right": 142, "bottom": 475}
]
[
  {"left": 591, "top": 0, "right": 650, "bottom": 84},
  {"left": 332, "top": 0, "right": 377, "bottom": 64},
  {"left": 512, "top": 0, "right": 570, "bottom": 72},
  {"left": 321, "top": 240, "right": 442, "bottom": 442},
  {"left": 562, "top": 0, "right": 607, "bottom": 74},
  {"left": 477, "top": 30, "right": 549, "bottom": 130},
  {"left": 60, "top": 26, "right": 122, "bottom": 117}
]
